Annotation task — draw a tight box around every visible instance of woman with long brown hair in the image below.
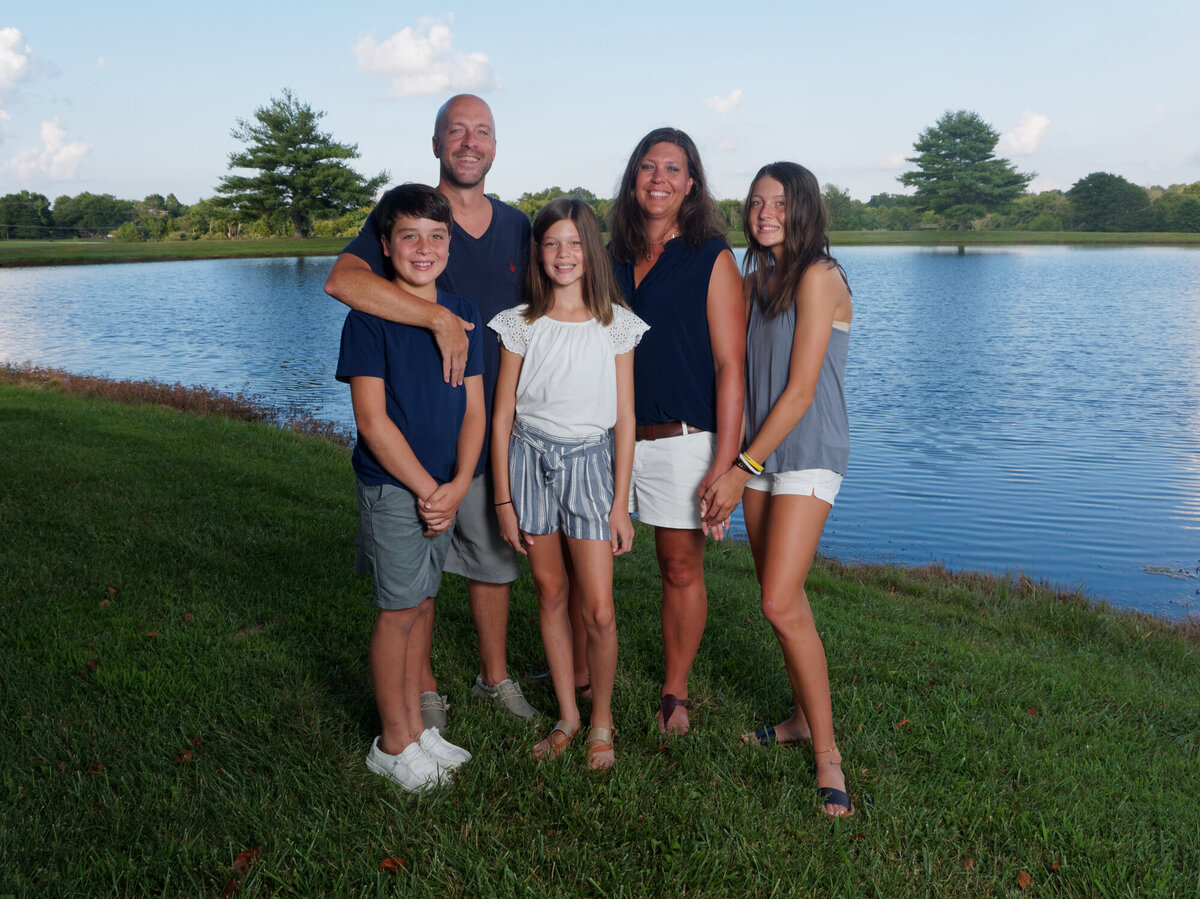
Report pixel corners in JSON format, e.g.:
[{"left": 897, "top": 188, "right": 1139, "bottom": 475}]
[{"left": 609, "top": 128, "right": 745, "bottom": 735}]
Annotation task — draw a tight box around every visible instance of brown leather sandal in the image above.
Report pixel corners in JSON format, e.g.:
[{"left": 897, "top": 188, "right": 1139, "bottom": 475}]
[
  {"left": 532, "top": 720, "right": 578, "bottom": 760},
  {"left": 658, "top": 693, "right": 692, "bottom": 734}
]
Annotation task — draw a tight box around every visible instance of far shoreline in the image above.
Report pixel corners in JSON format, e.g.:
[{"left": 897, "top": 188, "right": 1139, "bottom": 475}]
[{"left": 4, "top": 230, "right": 1200, "bottom": 268}]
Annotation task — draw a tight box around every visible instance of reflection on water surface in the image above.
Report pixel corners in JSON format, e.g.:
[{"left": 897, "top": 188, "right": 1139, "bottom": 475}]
[{"left": 2, "top": 247, "right": 1198, "bottom": 618}]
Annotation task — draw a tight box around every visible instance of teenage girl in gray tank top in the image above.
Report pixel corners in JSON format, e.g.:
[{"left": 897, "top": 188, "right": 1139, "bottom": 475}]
[{"left": 702, "top": 161, "right": 855, "bottom": 818}]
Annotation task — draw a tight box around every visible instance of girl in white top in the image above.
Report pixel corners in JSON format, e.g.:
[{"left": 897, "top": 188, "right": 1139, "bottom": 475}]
[{"left": 489, "top": 198, "right": 648, "bottom": 769}]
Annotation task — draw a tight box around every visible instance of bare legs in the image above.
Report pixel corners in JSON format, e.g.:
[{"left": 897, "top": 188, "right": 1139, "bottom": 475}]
[
  {"left": 372, "top": 599, "right": 434, "bottom": 755},
  {"left": 416, "top": 579, "right": 510, "bottom": 695},
  {"left": 528, "top": 536, "right": 579, "bottom": 738},
  {"left": 741, "top": 487, "right": 851, "bottom": 817},
  {"left": 550, "top": 526, "right": 709, "bottom": 737},
  {"left": 469, "top": 580, "right": 512, "bottom": 686},
  {"left": 562, "top": 545, "right": 591, "bottom": 691},
  {"left": 655, "top": 526, "right": 708, "bottom": 734},
  {"left": 527, "top": 533, "right": 617, "bottom": 769},
  {"left": 416, "top": 603, "right": 438, "bottom": 695}
]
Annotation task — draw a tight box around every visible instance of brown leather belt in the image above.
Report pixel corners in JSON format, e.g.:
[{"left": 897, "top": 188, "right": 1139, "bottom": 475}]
[{"left": 634, "top": 421, "right": 706, "bottom": 441}]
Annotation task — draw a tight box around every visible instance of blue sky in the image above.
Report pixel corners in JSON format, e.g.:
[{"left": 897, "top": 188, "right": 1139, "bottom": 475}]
[{"left": 2, "top": 1, "right": 1198, "bottom": 205}]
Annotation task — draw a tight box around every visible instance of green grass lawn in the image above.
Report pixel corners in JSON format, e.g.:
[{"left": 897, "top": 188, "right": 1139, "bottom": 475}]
[
  {"left": 2, "top": 367, "right": 1198, "bottom": 897},
  {"left": 0, "top": 237, "right": 347, "bottom": 267}
]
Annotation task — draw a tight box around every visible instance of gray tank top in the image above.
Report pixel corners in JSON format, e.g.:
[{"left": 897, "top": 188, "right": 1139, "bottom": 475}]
[{"left": 745, "top": 292, "right": 850, "bottom": 475}]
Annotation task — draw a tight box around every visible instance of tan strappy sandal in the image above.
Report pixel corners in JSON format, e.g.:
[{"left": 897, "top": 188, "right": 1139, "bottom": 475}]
[
  {"left": 585, "top": 726, "right": 615, "bottom": 770},
  {"left": 533, "top": 720, "right": 578, "bottom": 760}
]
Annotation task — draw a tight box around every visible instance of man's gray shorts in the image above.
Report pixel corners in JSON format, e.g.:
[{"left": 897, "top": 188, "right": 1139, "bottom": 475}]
[
  {"left": 355, "top": 480, "right": 450, "bottom": 610},
  {"left": 443, "top": 472, "right": 519, "bottom": 584}
]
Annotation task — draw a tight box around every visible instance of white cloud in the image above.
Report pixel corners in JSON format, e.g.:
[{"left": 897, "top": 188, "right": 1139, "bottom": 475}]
[
  {"left": 352, "top": 19, "right": 497, "bottom": 97},
  {"left": 703, "top": 89, "right": 743, "bottom": 115},
  {"left": 0, "top": 27, "right": 32, "bottom": 97},
  {"left": 97, "top": 57, "right": 108, "bottom": 70},
  {"left": 882, "top": 152, "right": 906, "bottom": 169},
  {"left": 998, "top": 110, "right": 1050, "bottom": 156},
  {"left": 1146, "top": 105, "right": 1167, "bottom": 128},
  {"left": 0, "top": 26, "right": 33, "bottom": 127},
  {"left": 4, "top": 119, "right": 90, "bottom": 180}
]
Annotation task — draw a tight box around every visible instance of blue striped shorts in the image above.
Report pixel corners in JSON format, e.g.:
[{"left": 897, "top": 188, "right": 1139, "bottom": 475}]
[{"left": 509, "top": 420, "right": 614, "bottom": 541}]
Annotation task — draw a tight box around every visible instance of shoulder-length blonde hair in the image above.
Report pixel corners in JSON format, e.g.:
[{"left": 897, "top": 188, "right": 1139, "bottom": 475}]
[
  {"left": 742, "top": 162, "right": 849, "bottom": 319},
  {"left": 525, "top": 198, "right": 627, "bottom": 325}
]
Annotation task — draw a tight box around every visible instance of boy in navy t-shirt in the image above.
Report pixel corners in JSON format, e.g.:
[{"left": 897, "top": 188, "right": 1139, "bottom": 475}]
[{"left": 336, "top": 183, "right": 484, "bottom": 793}]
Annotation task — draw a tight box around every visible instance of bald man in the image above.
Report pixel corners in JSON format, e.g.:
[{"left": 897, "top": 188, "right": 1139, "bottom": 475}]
[{"left": 326, "top": 94, "right": 538, "bottom": 724}]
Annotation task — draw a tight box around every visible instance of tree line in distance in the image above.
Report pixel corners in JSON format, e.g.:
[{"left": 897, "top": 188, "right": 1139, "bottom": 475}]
[{"left": 3, "top": 97, "right": 1199, "bottom": 241}]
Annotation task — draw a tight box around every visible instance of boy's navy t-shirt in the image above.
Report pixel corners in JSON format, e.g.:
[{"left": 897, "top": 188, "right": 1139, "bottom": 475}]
[
  {"left": 342, "top": 196, "right": 530, "bottom": 475},
  {"left": 336, "top": 290, "right": 483, "bottom": 487}
]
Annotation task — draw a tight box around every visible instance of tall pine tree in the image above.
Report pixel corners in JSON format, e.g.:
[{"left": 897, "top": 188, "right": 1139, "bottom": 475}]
[
  {"left": 899, "top": 110, "right": 1032, "bottom": 230},
  {"left": 216, "top": 90, "right": 387, "bottom": 238}
]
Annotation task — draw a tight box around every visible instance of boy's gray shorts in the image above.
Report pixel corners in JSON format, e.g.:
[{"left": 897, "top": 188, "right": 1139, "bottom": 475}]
[{"left": 355, "top": 480, "right": 450, "bottom": 610}]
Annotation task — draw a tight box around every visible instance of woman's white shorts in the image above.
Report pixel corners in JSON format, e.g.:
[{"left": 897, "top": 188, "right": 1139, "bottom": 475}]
[{"left": 628, "top": 429, "right": 716, "bottom": 529}]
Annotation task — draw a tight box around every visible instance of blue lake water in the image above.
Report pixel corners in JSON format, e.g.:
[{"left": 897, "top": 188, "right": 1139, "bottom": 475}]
[{"left": 2, "top": 246, "right": 1198, "bottom": 619}]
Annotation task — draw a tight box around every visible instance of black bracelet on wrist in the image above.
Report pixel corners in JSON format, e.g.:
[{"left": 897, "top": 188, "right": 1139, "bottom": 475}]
[
  {"left": 733, "top": 457, "right": 757, "bottom": 476},
  {"left": 494, "top": 499, "right": 513, "bottom": 507}
]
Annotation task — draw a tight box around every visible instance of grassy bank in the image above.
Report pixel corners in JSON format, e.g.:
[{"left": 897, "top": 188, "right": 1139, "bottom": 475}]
[
  {"left": 3, "top": 366, "right": 1198, "bottom": 897},
  {"left": 4, "top": 230, "right": 1200, "bottom": 268},
  {"left": 0, "top": 237, "right": 347, "bottom": 268}
]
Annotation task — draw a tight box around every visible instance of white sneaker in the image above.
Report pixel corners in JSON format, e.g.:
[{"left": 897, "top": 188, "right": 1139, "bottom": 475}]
[
  {"left": 405, "top": 741, "right": 454, "bottom": 786},
  {"left": 365, "top": 737, "right": 452, "bottom": 793},
  {"left": 419, "top": 727, "right": 472, "bottom": 770}
]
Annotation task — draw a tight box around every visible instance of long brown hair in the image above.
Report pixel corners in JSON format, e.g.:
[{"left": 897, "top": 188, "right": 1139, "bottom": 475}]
[
  {"left": 742, "top": 162, "right": 849, "bottom": 319},
  {"left": 525, "top": 198, "right": 627, "bottom": 325},
  {"left": 608, "top": 127, "right": 726, "bottom": 264}
]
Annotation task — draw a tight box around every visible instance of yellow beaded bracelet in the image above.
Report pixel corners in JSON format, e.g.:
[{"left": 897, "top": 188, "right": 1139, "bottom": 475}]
[{"left": 739, "top": 451, "right": 764, "bottom": 474}]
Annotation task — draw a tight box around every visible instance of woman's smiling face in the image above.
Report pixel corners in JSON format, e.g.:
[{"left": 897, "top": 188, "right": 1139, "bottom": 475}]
[{"left": 635, "top": 141, "right": 694, "bottom": 222}]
